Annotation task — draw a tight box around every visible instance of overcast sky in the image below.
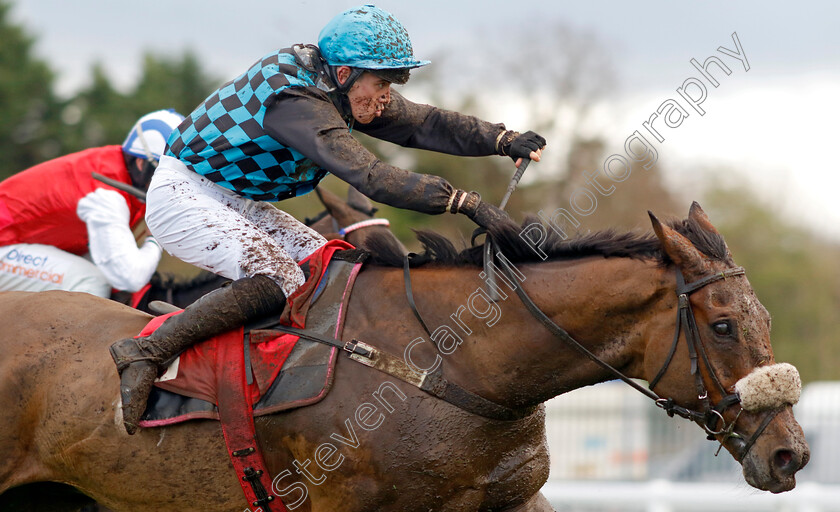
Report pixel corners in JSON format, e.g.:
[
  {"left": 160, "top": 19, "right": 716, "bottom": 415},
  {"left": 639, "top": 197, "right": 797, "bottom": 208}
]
[
  {"left": 12, "top": 1, "right": 839, "bottom": 93},
  {"left": 10, "top": 0, "right": 840, "bottom": 239}
]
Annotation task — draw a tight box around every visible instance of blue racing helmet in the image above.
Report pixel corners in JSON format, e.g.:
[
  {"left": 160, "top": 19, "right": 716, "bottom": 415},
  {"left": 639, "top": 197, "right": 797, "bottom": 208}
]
[{"left": 318, "top": 5, "right": 430, "bottom": 75}]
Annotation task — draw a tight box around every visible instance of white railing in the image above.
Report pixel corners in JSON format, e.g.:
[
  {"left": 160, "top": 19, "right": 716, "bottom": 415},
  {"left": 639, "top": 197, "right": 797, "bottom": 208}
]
[
  {"left": 542, "top": 480, "right": 840, "bottom": 512},
  {"left": 541, "top": 381, "right": 840, "bottom": 511}
]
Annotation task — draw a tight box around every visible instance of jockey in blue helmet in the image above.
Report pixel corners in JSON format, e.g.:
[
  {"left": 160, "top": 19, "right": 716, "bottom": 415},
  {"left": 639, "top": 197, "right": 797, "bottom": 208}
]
[
  {"left": 109, "top": 5, "right": 547, "bottom": 434},
  {"left": 318, "top": 4, "right": 431, "bottom": 90}
]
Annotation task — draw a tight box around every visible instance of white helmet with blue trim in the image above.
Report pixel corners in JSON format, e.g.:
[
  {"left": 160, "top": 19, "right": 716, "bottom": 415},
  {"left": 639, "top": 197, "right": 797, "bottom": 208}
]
[{"left": 122, "top": 109, "right": 185, "bottom": 165}]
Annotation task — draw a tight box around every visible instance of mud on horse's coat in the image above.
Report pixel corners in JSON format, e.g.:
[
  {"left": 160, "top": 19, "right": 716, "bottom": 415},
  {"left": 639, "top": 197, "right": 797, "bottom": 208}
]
[{"left": 0, "top": 202, "right": 809, "bottom": 511}]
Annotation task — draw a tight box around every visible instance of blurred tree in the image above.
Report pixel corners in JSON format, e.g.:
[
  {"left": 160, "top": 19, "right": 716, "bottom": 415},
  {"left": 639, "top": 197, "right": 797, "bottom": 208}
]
[
  {"left": 54, "top": 52, "right": 219, "bottom": 156},
  {"left": 53, "top": 63, "right": 131, "bottom": 154},
  {"left": 533, "top": 137, "right": 683, "bottom": 234},
  {"left": 498, "top": 22, "right": 617, "bottom": 140},
  {"left": 701, "top": 184, "right": 840, "bottom": 383},
  {"left": 0, "top": 0, "right": 59, "bottom": 178},
  {"left": 335, "top": 22, "right": 622, "bottom": 249},
  {"left": 130, "top": 50, "right": 219, "bottom": 121}
]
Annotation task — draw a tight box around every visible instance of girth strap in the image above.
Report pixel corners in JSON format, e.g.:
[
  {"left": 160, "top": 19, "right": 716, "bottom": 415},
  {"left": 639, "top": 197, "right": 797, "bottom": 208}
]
[{"left": 216, "top": 328, "right": 285, "bottom": 512}]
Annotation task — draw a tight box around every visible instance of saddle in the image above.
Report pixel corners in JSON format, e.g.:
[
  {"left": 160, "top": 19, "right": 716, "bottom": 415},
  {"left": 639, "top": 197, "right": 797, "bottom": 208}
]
[{"left": 137, "top": 240, "right": 368, "bottom": 427}]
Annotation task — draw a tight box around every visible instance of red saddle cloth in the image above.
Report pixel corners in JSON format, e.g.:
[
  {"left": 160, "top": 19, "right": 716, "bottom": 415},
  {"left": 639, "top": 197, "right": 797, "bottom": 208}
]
[
  {"left": 140, "top": 239, "right": 354, "bottom": 408},
  {"left": 133, "top": 239, "right": 362, "bottom": 512}
]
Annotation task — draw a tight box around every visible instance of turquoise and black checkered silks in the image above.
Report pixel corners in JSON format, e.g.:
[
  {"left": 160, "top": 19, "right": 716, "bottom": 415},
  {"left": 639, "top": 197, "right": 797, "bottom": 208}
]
[{"left": 165, "top": 50, "right": 329, "bottom": 201}]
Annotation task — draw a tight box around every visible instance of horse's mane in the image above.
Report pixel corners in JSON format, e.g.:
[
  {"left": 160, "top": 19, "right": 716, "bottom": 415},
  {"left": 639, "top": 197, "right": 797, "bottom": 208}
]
[
  {"left": 364, "top": 215, "right": 730, "bottom": 268},
  {"left": 150, "top": 270, "right": 229, "bottom": 291}
]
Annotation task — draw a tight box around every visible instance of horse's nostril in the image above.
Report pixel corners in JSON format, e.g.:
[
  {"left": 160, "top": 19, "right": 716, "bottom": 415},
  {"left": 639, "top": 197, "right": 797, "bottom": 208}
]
[{"left": 774, "top": 449, "right": 797, "bottom": 475}]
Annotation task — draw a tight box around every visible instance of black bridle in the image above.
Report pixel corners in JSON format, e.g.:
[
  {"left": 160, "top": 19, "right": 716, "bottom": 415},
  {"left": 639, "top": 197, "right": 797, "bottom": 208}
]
[
  {"left": 268, "top": 241, "right": 778, "bottom": 460},
  {"left": 648, "top": 267, "right": 748, "bottom": 427},
  {"left": 489, "top": 258, "right": 778, "bottom": 461},
  {"left": 646, "top": 266, "right": 779, "bottom": 460}
]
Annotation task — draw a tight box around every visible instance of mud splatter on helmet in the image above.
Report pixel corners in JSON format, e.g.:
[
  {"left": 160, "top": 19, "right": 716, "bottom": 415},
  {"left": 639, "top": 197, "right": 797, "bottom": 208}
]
[{"left": 318, "top": 5, "right": 430, "bottom": 86}]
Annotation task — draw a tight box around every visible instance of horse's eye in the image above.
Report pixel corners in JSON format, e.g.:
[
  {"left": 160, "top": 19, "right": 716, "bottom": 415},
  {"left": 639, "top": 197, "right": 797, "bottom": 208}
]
[{"left": 712, "top": 321, "right": 732, "bottom": 336}]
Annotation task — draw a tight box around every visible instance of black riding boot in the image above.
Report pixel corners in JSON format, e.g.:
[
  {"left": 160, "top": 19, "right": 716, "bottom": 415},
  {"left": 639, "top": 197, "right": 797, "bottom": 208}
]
[{"left": 109, "top": 275, "right": 286, "bottom": 434}]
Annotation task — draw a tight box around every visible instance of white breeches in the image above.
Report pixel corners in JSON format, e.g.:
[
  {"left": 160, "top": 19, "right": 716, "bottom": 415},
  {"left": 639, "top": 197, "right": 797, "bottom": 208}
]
[
  {"left": 0, "top": 243, "right": 111, "bottom": 297},
  {"left": 145, "top": 156, "right": 326, "bottom": 298}
]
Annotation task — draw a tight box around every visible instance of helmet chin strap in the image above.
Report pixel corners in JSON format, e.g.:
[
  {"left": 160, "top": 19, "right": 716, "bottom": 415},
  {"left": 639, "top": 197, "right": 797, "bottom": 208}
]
[
  {"left": 323, "top": 65, "right": 360, "bottom": 123},
  {"left": 293, "top": 44, "right": 362, "bottom": 94},
  {"left": 292, "top": 44, "right": 359, "bottom": 122},
  {"left": 326, "top": 66, "right": 364, "bottom": 93},
  {"left": 134, "top": 124, "right": 159, "bottom": 168},
  {"left": 126, "top": 156, "right": 157, "bottom": 192},
  {"left": 126, "top": 124, "right": 159, "bottom": 191},
  {"left": 324, "top": 65, "right": 363, "bottom": 123}
]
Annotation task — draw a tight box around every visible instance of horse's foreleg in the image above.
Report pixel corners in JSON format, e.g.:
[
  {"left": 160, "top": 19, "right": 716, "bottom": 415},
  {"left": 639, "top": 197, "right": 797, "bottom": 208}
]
[{"left": 498, "top": 492, "right": 555, "bottom": 512}]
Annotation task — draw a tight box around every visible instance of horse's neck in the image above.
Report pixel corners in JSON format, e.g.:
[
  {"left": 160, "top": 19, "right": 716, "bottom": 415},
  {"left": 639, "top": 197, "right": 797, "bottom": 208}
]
[
  {"left": 357, "top": 256, "right": 671, "bottom": 409},
  {"left": 487, "top": 256, "right": 670, "bottom": 406}
]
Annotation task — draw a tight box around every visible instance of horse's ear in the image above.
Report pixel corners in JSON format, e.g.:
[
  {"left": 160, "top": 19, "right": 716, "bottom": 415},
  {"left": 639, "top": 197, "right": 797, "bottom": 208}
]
[
  {"left": 688, "top": 201, "right": 734, "bottom": 261},
  {"left": 347, "top": 186, "right": 374, "bottom": 215},
  {"left": 648, "top": 211, "right": 708, "bottom": 275},
  {"left": 314, "top": 185, "right": 344, "bottom": 215},
  {"left": 688, "top": 201, "right": 720, "bottom": 235}
]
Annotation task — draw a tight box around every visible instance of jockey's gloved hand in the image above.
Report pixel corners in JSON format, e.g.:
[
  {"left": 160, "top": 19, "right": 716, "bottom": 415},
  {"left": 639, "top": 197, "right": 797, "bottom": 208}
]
[
  {"left": 497, "top": 130, "right": 547, "bottom": 162},
  {"left": 452, "top": 190, "right": 511, "bottom": 229}
]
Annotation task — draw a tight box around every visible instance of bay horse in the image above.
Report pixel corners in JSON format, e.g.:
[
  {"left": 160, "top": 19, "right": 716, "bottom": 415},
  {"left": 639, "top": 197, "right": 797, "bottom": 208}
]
[{"left": 0, "top": 203, "right": 808, "bottom": 511}]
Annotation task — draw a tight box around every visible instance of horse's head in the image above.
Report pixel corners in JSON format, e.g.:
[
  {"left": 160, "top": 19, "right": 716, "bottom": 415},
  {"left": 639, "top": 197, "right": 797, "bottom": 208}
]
[{"left": 646, "top": 202, "right": 809, "bottom": 493}]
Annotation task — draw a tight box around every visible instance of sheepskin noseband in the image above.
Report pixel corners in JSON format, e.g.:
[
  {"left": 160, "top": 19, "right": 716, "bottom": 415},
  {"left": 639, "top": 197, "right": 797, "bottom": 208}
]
[{"left": 735, "top": 363, "right": 801, "bottom": 412}]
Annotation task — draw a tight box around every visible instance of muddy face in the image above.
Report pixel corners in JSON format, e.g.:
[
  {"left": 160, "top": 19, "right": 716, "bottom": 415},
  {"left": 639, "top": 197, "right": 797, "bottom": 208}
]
[
  {"left": 695, "top": 278, "right": 810, "bottom": 492},
  {"left": 346, "top": 72, "right": 391, "bottom": 124},
  {"left": 647, "top": 206, "right": 810, "bottom": 494},
  {"left": 734, "top": 407, "right": 810, "bottom": 493}
]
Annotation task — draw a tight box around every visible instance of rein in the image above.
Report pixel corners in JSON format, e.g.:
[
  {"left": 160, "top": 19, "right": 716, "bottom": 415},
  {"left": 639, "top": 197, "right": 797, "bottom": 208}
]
[
  {"left": 489, "top": 261, "right": 746, "bottom": 425},
  {"left": 493, "top": 257, "right": 775, "bottom": 460},
  {"left": 303, "top": 208, "right": 391, "bottom": 243},
  {"left": 262, "top": 241, "right": 776, "bottom": 457},
  {"left": 387, "top": 250, "right": 773, "bottom": 459}
]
